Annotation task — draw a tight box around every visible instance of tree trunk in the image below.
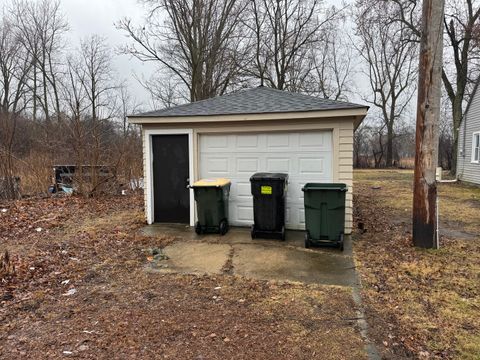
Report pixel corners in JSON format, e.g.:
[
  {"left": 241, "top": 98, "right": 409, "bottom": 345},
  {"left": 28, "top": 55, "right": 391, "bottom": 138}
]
[
  {"left": 450, "top": 97, "right": 462, "bottom": 174},
  {"left": 412, "top": 0, "right": 444, "bottom": 249},
  {"left": 386, "top": 124, "right": 394, "bottom": 167},
  {"left": 33, "top": 62, "right": 37, "bottom": 122}
]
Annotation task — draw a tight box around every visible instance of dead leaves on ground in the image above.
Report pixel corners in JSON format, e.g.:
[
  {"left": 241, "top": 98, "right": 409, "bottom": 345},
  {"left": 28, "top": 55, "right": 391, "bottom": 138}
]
[{"left": 353, "top": 171, "right": 480, "bottom": 359}]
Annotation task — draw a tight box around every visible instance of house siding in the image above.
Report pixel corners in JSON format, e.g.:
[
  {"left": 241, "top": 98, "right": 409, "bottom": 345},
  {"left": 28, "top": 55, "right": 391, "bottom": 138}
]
[
  {"left": 141, "top": 117, "right": 356, "bottom": 234},
  {"left": 457, "top": 92, "right": 480, "bottom": 185}
]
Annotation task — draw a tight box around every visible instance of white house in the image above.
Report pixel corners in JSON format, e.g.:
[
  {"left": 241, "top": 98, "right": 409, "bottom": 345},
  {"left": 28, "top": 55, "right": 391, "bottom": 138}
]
[{"left": 457, "top": 81, "right": 480, "bottom": 185}]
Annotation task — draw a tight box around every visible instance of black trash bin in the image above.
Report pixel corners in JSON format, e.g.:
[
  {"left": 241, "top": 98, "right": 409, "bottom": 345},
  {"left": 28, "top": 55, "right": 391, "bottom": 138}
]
[{"left": 250, "top": 173, "right": 288, "bottom": 240}]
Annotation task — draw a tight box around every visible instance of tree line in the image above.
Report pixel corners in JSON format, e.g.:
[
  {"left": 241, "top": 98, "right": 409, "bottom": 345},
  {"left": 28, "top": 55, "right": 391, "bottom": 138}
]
[
  {"left": 0, "top": 0, "right": 142, "bottom": 199},
  {"left": 1, "top": 0, "right": 479, "bottom": 199},
  {"left": 118, "top": 0, "right": 480, "bottom": 170}
]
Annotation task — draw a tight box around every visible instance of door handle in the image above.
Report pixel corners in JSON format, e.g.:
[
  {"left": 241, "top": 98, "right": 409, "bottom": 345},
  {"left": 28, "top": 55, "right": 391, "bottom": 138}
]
[{"left": 186, "top": 178, "right": 190, "bottom": 189}]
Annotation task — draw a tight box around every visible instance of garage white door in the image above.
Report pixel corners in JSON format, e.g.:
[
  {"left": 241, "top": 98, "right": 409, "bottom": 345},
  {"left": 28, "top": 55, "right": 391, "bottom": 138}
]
[{"left": 199, "top": 131, "right": 333, "bottom": 230}]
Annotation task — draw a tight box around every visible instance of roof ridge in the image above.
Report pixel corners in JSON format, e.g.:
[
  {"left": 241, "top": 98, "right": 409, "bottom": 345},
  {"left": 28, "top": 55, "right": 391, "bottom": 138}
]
[{"left": 130, "top": 86, "right": 368, "bottom": 118}]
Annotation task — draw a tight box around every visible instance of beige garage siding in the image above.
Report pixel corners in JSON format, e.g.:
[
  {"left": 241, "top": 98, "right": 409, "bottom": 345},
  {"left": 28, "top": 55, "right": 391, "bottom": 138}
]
[
  {"left": 337, "top": 121, "right": 354, "bottom": 233},
  {"left": 141, "top": 116, "right": 356, "bottom": 234}
]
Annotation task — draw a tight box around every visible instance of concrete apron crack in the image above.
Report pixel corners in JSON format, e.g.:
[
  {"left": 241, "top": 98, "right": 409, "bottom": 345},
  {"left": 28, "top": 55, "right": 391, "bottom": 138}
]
[
  {"left": 352, "top": 271, "right": 381, "bottom": 360},
  {"left": 221, "top": 245, "right": 235, "bottom": 275}
]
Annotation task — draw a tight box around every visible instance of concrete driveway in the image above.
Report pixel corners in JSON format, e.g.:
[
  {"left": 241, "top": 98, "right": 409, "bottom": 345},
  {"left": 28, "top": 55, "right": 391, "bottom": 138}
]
[{"left": 141, "top": 224, "right": 358, "bottom": 287}]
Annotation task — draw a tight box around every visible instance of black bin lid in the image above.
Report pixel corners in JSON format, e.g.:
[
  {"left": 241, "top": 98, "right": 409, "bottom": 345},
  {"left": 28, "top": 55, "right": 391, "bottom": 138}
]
[{"left": 250, "top": 172, "right": 289, "bottom": 181}]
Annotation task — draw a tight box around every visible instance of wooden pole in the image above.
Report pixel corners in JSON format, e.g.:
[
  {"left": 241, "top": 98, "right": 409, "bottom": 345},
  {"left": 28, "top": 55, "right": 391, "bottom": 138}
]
[{"left": 413, "top": 0, "right": 444, "bottom": 249}]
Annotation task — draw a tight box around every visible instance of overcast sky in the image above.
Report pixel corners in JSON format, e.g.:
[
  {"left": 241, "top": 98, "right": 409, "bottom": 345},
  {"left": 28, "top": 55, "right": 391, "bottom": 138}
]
[
  {"left": 60, "top": 0, "right": 153, "bottom": 106},
  {"left": 59, "top": 0, "right": 356, "bottom": 109}
]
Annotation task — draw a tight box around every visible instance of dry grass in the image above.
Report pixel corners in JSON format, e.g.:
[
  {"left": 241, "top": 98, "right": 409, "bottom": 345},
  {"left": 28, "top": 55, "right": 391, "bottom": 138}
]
[
  {"left": 354, "top": 169, "right": 480, "bottom": 234},
  {"left": 353, "top": 170, "right": 480, "bottom": 359},
  {"left": 1, "top": 195, "right": 366, "bottom": 359},
  {"left": 252, "top": 285, "right": 366, "bottom": 360},
  {"left": 14, "top": 152, "right": 54, "bottom": 195}
]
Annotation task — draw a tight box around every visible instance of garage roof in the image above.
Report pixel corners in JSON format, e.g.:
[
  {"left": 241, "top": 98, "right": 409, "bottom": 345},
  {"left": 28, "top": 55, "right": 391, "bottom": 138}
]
[{"left": 130, "top": 86, "right": 368, "bottom": 118}]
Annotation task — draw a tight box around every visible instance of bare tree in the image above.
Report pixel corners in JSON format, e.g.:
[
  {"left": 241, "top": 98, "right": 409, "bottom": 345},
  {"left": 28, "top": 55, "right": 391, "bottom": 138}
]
[
  {"left": 118, "top": 83, "right": 142, "bottom": 137},
  {"left": 79, "top": 36, "right": 115, "bottom": 124},
  {"left": 117, "top": 0, "right": 248, "bottom": 103},
  {"left": 353, "top": 123, "right": 370, "bottom": 168},
  {"left": 115, "top": 84, "right": 143, "bottom": 189},
  {"left": 300, "top": 13, "right": 355, "bottom": 100},
  {"left": 60, "top": 36, "right": 118, "bottom": 195},
  {"left": 78, "top": 35, "right": 118, "bottom": 193},
  {"left": 0, "top": 0, "right": 144, "bottom": 197},
  {"left": 354, "top": 0, "right": 417, "bottom": 167},
  {"left": 10, "top": 0, "right": 68, "bottom": 122},
  {"left": 0, "top": 11, "right": 32, "bottom": 199},
  {"left": 62, "top": 54, "right": 89, "bottom": 193},
  {"left": 136, "top": 73, "right": 183, "bottom": 109},
  {"left": 389, "top": 0, "right": 480, "bottom": 173},
  {"left": 442, "top": 0, "right": 480, "bottom": 172},
  {"left": 245, "top": 0, "right": 341, "bottom": 91}
]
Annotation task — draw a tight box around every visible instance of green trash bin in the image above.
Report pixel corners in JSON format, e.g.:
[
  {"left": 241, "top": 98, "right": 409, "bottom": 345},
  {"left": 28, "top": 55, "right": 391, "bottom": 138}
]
[
  {"left": 302, "top": 183, "right": 348, "bottom": 251},
  {"left": 191, "top": 178, "right": 231, "bottom": 235}
]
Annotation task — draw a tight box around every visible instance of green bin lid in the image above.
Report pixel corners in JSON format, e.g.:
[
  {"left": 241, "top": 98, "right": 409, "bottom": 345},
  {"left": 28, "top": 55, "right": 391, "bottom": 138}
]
[
  {"left": 250, "top": 172, "right": 289, "bottom": 181},
  {"left": 302, "top": 183, "right": 348, "bottom": 191}
]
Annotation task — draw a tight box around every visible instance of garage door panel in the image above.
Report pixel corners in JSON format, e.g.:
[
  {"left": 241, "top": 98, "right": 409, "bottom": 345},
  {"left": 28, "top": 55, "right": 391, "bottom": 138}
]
[
  {"left": 203, "top": 135, "right": 229, "bottom": 149},
  {"left": 235, "top": 181, "right": 252, "bottom": 198},
  {"left": 299, "top": 132, "right": 330, "bottom": 148},
  {"left": 203, "top": 157, "right": 229, "bottom": 174},
  {"left": 236, "top": 135, "right": 259, "bottom": 148},
  {"left": 266, "top": 157, "right": 290, "bottom": 173},
  {"left": 266, "top": 133, "right": 290, "bottom": 148},
  {"left": 286, "top": 184, "right": 305, "bottom": 203},
  {"left": 237, "top": 205, "right": 253, "bottom": 222},
  {"left": 299, "top": 208, "right": 305, "bottom": 225},
  {"left": 298, "top": 158, "right": 325, "bottom": 175},
  {"left": 285, "top": 207, "right": 291, "bottom": 225},
  {"left": 236, "top": 158, "right": 260, "bottom": 173},
  {"left": 200, "top": 131, "right": 333, "bottom": 230}
]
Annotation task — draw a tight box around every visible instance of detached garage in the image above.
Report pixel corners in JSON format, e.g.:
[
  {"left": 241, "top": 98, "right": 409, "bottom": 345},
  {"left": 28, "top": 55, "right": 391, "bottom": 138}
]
[{"left": 128, "top": 87, "right": 368, "bottom": 234}]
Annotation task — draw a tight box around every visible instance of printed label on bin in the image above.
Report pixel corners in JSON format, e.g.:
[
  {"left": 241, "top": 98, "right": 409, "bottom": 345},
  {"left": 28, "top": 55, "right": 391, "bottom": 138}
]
[{"left": 261, "top": 186, "right": 272, "bottom": 195}]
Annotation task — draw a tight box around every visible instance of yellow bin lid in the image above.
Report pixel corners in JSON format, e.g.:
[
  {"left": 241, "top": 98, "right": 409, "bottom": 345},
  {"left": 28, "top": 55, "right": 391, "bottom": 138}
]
[{"left": 192, "top": 178, "right": 231, "bottom": 187}]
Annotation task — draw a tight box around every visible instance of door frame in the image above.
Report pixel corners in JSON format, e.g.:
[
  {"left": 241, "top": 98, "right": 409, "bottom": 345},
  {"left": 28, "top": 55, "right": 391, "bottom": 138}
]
[{"left": 145, "top": 129, "right": 194, "bottom": 226}]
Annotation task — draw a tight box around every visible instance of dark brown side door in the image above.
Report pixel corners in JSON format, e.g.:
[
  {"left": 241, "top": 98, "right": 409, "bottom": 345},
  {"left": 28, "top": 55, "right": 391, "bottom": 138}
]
[{"left": 152, "top": 134, "right": 190, "bottom": 223}]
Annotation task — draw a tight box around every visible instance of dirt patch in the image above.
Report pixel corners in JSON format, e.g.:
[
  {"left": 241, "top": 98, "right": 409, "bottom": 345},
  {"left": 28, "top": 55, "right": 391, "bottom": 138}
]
[
  {"left": 1, "top": 194, "right": 366, "bottom": 359},
  {"left": 440, "top": 226, "right": 478, "bottom": 241},
  {"left": 465, "top": 198, "right": 480, "bottom": 208}
]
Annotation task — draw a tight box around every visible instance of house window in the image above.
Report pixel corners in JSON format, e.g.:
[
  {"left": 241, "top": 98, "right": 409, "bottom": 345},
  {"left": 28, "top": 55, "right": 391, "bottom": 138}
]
[{"left": 473, "top": 132, "right": 480, "bottom": 163}]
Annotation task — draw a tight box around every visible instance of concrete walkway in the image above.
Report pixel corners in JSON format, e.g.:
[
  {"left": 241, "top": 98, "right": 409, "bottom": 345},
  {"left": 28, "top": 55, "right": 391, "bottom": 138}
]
[
  {"left": 141, "top": 224, "right": 357, "bottom": 287},
  {"left": 141, "top": 224, "right": 380, "bottom": 359}
]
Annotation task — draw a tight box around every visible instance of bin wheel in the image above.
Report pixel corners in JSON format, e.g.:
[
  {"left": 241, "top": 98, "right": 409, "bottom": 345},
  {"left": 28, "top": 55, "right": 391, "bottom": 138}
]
[
  {"left": 339, "top": 233, "right": 344, "bottom": 251},
  {"left": 304, "top": 232, "right": 311, "bottom": 249},
  {"left": 281, "top": 226, "right": 286, "bottom": 241},
  {"left": 251, "top": 225, "right": 256, "bottom": 239},
  {"left": 195, "top": 222, "right": 202, "bottom": 235},
  {"left": 219, "top": 219, "right": 228, "bottom": 236}
]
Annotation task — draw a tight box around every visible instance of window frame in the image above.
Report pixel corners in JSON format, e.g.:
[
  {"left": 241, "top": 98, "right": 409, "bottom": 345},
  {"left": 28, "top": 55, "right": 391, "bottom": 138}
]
[{"left": 472, "top": 132, "right": 480, "bottom": 164}]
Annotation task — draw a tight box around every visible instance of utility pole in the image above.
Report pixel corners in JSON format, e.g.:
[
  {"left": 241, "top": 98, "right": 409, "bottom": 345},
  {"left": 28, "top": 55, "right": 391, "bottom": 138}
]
[{"left": 413, "top": 0, "right": 444, "bottom": 248}]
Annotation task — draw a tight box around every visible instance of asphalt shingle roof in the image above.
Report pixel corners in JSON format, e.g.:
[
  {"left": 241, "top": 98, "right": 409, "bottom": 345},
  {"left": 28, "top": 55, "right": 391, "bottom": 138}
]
[{"left": 130, "top": 86, "right": 367, "bottom": 118}]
